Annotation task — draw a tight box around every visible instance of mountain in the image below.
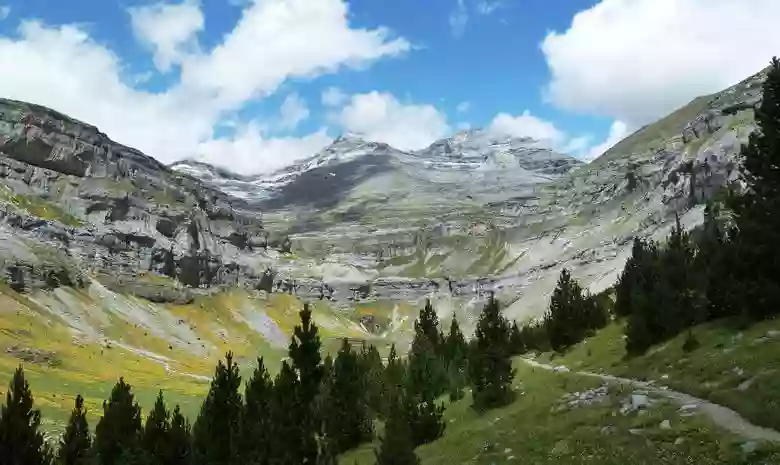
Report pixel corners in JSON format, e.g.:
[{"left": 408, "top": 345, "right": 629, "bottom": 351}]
[{"left": 0, "top": 65, "right": 767, "bottom": 431}]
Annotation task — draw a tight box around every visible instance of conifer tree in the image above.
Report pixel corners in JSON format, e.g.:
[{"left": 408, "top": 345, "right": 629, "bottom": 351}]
[
  {"left": 142, "top": 391, "right": 170, "bottom": 465},
  {"left": 726, "top": 57, "right": 780, "bottom": 319},
  {"left": 0, "top": 365, "right": 49, "bottom": 465},
  {"left": 192, "top": 352, "right": 242, "bottom": 465},
  {"left": 443, "top": 316, "right": 468, "bottom": 401},
  {"left": 414, "top": 300, "right": 443, "bottom": 356},
  {"left": 324, "top": 339, "right": 373, "bottom": 454},
  {"left": 268, "top": 362, "right": 301, "bottom": 465},
  {"left": 545, "top": 269, "right": 600, "bottom": 351},
  {"left": 359, "top": 344, "right": 385, "bottom": 417},
  {"left": 615, "top": 237, "right": 646, "bottom": 317},
  {"left": 408, "top": 300, "right": 446, "bottom": 397},
  {"left": 382, "top": 344, "right": 405, "bottom": 417},
  {"left": 374, "top": 395, "right": 419, "bottom": 465},
  {"left": 240, "top": 358, "right": 273, "bottom": 465},
  {"left": 508, "top": 321, "right": 525, "bottom": 355},
  {"left": 469, "top": 295, "right": 514, "bottom": 410},
  {"left": 405, "top": 335, "right": 445, "bottom": 446},
  {"left": 288, "top": 304, "right": 324, "bottom": 465},
  {"left": 624, "top": 241, "right": 662, "bottom": 354},
  {"left": 59, "top": 394, "right": 92, "bottom": 465},
  {"left": 168, "top": 406, "right": 191, "bottom": 465},
  {"left": 94, "top": 378, "right": 143, "bottom": 465}
]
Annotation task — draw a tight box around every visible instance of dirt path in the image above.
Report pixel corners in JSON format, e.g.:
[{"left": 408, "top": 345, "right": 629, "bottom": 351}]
[{"left": 522, "top": 358, "right": 780, "bottom": 443}]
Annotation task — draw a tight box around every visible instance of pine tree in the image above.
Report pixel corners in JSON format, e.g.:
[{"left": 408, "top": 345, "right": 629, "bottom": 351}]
[
  {"left": 94, "top": 378, "right": 143, "bottom": 465},
  {"left": 268, "top": 362, "right": 301, "bottom": 465},
  {"left": 726, "top": 58, "right": 780, "bottom": 320},
  {"left": 324, "top": 339, "right": 373, "bottom": 454},
  {"left": 469, "top": 296, "right": 515, "bottom": 410},
  {"left": 625, "top": 241, "right": 662, "bottom": 354},
  {"left": 192, "top": 352, "right": 242, "bottom": 465},
  {"left": 625, "top": 218, "right": 697, "bottom": 354},
  {"left": 288, "top": 304, "right": 324, "bottom": 465},
  {"left": 58, "top": 394, "right": 92, "bottom": 465},
  {"left": 373, "top": 395, "right": 419, "bottom": 465},
  {"left": 240, "top": 358, "right": 273, "bottom": 465},
  {"left": 414, "top": 300, "right": 443, "bottom": 356},
  {"left": 408, "top": 301, "right": 446, "bottom": 397},
  {"left": 0, "top": 365, "right": 49, "bottom": 465},
  {"left": 168, "top": 406, "right": 191, "bottom": 465},
  {"left": 545, "top": 269, "right": 601, "bottom": 351},
  {"left": 405, "top": 335, "right": 445, "bottom": 446},
  {"left": 443, "top": 317, "right": 468, "bottom": 401},
  {"left": 382, "top": 344, "right": 405, "bottom": 417},
  {"left": 142, "top": 391, "right": 170, "bottom": 465},
  {"left": 615, "top": 238, "right": 646, "bottom": 317},
  {"left": 358, "top": 344, "right": 385, "bottom": 418},
  {"left": 508, "top": 321, "right": 525, "bottom": 355}
]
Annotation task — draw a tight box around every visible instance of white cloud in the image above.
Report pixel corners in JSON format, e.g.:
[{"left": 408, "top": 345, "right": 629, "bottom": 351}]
[
  {"left": 449, "top": 0, "right": 468, "bottom": 38},
  {"left": 456, "top": 101, "right": 470, "bottom": 113},
  {"left": 322, "top": 86, "right": 347, "bottom": 107},
  {"left": 128, "top": 0, "right": 204, "bottom": 72},
  {"left": 179, "top": 0, "right": 411, "bottom": 109},
  {"left": 476, "top": 1, "right": 501, "bottom": 15},
  {"left": 198, "top": 122, "right": 331, "bottom": 174},
  {"left": 279, "top": 93, "right": 309, "bottom": 130},
  {"left": 0, "top": 5, "right": 10, "bottom": 20},
  {"left": 0, "top": 1, "right": 409, "bottom": 174},
  {"left": 488, "top": 110, "right": 566, "bottom": 146},
  {"left": 585, "top": 120, "right": 629, "bottom": 161},
  {"left": 333, "top": 91, "right": 451, "bottom": 151},
  {"left": 486, "top": 110, "right": 631, "bottom": 161},
  {"left": 542, "top": 0, "right": 780, "bottom": 126}
]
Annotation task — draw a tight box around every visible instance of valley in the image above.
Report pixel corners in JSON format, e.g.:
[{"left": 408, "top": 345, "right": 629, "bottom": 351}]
[{"left": 0, "top": 63, "right": 770, "bottom": 446}]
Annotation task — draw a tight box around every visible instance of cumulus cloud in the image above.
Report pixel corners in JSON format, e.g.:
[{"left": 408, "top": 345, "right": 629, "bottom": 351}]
[
  {"left": 585, "top": 120, "right": 629, "bottom": 161},
  {"left": 456, "top": 101, "right": 470, "bottom": 113},
  {"left": 198, "top": 122, "right": 331, "bottom": 174},
  {"left": 128, "top": 0, "right": 204, "bottom": 72},
  {"left": 179, "top": 0, "right": 411, "bottom": 108},
  {"left": 487, "top": 110, "right": 631, "bottom": 162},
  {"left": 333, "top": 91, "right": 451, "bottom": 151},
  {"left": 279, "top": 93, "right": 309, "bottom": 130},
  {"left": 449, "top": 0, "right": 468, "bottom": 37},
  {"left": 0, "top": 0, "right": 409, "bottom": 174},
  {"left": 321, "top": 86, "right": 347, "bottom": 107},
  {"left": 542, "top": 0, "right": 780, "bottom": 126},
  {"left": 489, "top": 110, "right": 566, "bottom": 146}
]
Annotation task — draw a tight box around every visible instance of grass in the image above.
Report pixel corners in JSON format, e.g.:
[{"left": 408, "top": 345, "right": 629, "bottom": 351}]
[
  {"left": 9, "top": 194, "right": 83, "bottom": 227},
  {"left": 340, "top": 358, "right": 773, "bottom": 465},
  {"left": 548, "top": 317, "right": 780, "bottom": 433},
  {"left": 593, "top": 95, "right": 714, "bottom": 166}
]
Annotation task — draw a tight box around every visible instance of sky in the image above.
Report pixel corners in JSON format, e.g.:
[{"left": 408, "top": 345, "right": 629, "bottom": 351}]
[{"left": 1, "top": 0, "right": 780, "bottom": 174}]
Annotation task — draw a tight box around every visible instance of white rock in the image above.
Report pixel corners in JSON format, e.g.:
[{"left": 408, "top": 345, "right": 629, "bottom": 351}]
[
  {"left": 631, "top": 394, "right": 649, "bottom": 409},
  {"left": 741, "top": 441, "right": 758, "bottom": 454},
  {"left": 659, "top": 420, "right": 671, "bottom": 429},
  {"left": 554, "top": 366, "right": 571, "bottom": 373},
  {"left": 674, "top": 437, "right": 685, "bottom": 445}
]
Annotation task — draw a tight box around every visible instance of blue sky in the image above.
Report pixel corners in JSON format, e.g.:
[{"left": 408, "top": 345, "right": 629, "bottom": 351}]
[{"left": 0, "top": 0, "right": 778, "bottom": 173}]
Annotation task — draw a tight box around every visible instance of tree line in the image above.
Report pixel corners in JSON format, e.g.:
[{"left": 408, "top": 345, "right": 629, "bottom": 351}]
[{"left": 1, "top": 295, "right": 520, "bottom": 465}]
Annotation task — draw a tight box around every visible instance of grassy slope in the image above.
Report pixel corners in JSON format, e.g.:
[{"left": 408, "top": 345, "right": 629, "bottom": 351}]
[
  {"left": 0, "top": 284, "right": 372, "bottom": 436},
  {"left": 545, "top": 317, "right": 780, "bottom": 433},
  {"left": 340, "top": 359, "right": 776, "bottom": 465}
]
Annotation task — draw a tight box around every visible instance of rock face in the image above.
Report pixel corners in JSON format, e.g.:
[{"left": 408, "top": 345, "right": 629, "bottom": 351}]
[
  {"left": 0, "top": 65, "right": 768, "bottom": 344},
  {"left": 0, "top": 98, "right": 268, "bottom": 296}
]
